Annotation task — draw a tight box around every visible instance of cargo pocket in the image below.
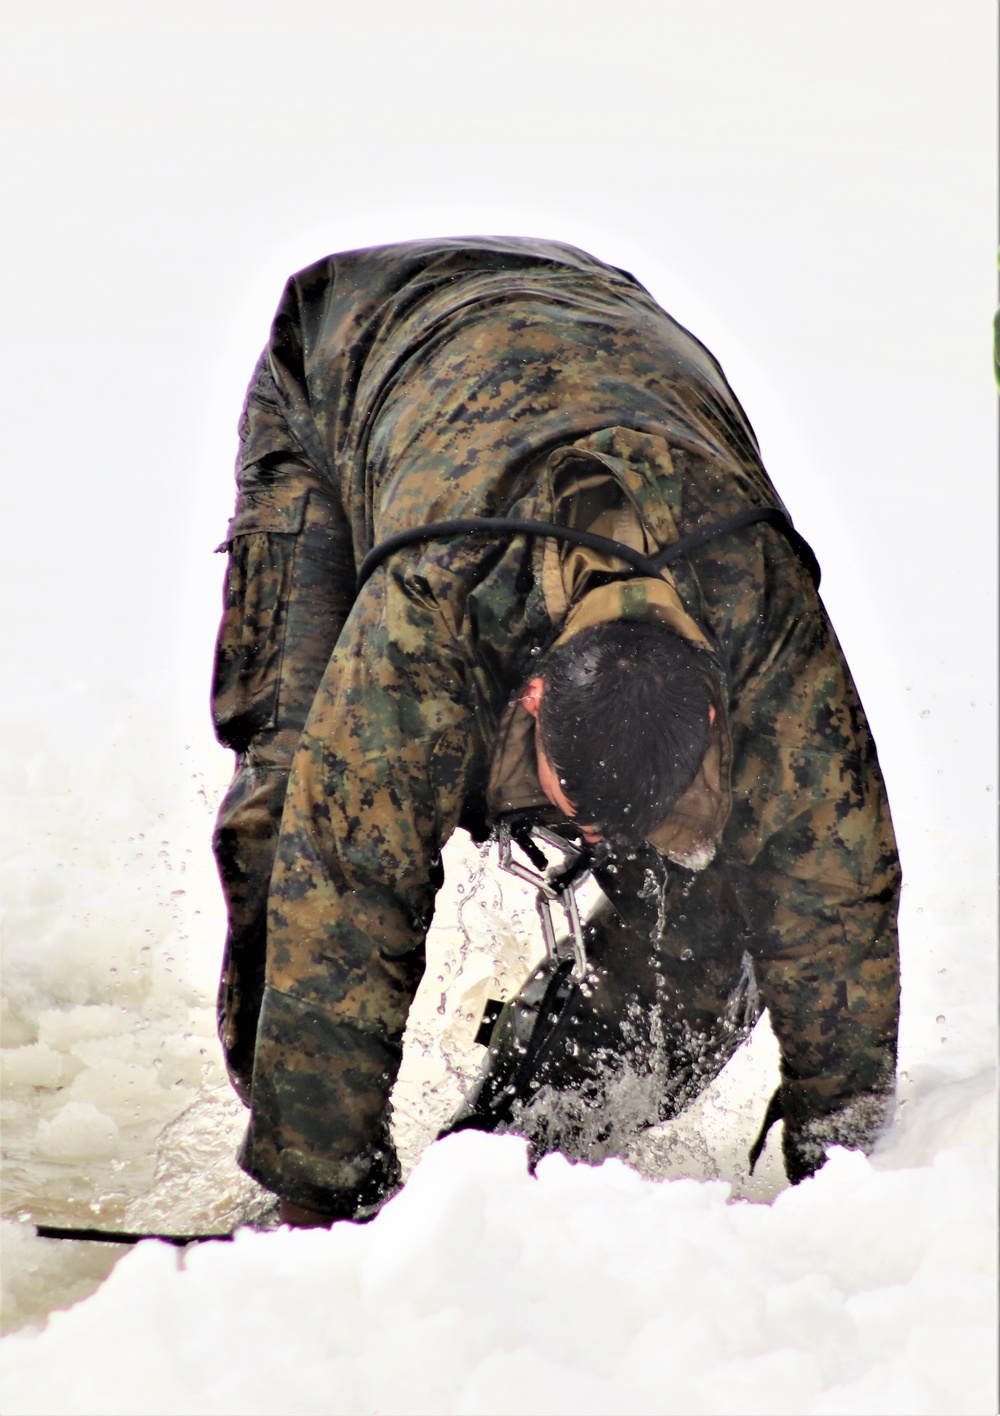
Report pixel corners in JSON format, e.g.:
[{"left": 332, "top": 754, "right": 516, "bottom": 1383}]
[{"left": 212, "top": 486, "right": 311, "bottom": 752}]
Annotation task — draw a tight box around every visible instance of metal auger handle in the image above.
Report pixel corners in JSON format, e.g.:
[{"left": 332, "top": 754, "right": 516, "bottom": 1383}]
[{"left": 497, "top": 821, "right": 592, "bottom": 980}]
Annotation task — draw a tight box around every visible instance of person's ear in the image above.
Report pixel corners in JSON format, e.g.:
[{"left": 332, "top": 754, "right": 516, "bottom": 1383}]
[
  {"left": 709, "top": 703, "right": 716, "bottom": 724},
  {"left": 520, "top": 677, "right": 545, "bottom": 718}
]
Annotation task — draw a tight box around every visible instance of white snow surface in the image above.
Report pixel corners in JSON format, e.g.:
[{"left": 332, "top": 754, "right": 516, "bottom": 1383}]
[
  {"left": 1, "top": 1122, "right": 997, "bottom": 1416},
  {"left": 1, "top": 3, "right": 997, "bottom": 1413}
]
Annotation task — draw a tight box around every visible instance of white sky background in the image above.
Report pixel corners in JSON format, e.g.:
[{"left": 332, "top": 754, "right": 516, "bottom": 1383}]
[{"left": 1, "top": 1, "right": 997, "bottom": 1037}]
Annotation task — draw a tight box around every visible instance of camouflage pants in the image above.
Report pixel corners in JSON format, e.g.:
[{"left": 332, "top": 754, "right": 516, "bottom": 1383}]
[{"left": 212, "top": 462, "right": 356, "bottom": 1102}]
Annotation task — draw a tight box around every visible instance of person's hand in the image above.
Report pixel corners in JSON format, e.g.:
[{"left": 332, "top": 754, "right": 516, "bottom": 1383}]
[{"left": 782, "top": 1089, "right": 895, "bottom": 1183}]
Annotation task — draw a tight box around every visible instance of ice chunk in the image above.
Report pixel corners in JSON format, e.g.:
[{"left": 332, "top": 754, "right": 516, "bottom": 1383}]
[
  {"left": 35, "top": 1102, "right": 120, "bottom": 1163},
  {"left": 1, "top": 1044, "right": 67, "bottom": 1090},
  {"left": 36, "top": 1005, "right": 134, "bottom": 1052}
]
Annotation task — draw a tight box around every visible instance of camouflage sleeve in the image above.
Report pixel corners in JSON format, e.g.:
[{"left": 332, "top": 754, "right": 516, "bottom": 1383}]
[
  {"left": 741, "top": 779, "right": 900, "bottom": 1181},
  {"left": 238, "top": 565, "right": 485, "bottom": 1213},
  {"left": 727, "top": 603, "right": 901, "bottom": 1182}
]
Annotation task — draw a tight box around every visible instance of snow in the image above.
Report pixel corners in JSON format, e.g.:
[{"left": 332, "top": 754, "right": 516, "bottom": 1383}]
[
  {"left": 1, "top": 2, "right": 997, "bottom": 1413},
  {"left": 0, "top": 1125, "right": 996, "bottom": 1415}
]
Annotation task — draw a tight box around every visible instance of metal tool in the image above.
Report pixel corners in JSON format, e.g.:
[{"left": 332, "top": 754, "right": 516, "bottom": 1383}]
[{"left": 496, "top": 820, "right": 598, "bottom": 980}]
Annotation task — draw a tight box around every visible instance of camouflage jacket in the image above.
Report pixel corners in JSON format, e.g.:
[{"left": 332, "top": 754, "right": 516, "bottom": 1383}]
[{"left": 219, "top": 238, "right": 900, "bottom": 1209}]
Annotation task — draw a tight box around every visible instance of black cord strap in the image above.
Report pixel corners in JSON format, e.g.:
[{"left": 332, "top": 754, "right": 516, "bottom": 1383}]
[
  {"left": 34, "top": 1223, "right": 234, "bottom": 1245},
  {"left": 357, "top": 506, "right": 820, "bottom": 591},
  {"left": 651, "top": 505, "right": 821, "bottom": 588},
  {"left": 358, "top": 518, "right": 661, "bottom": 588}
]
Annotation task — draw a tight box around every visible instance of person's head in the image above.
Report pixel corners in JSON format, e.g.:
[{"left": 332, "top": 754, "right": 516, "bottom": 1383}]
[{"left": 520, "top": 620, "right": 714, "bottom": 848}]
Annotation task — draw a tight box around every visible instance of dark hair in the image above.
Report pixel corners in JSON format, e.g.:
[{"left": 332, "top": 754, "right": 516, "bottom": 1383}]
[{"left": 536, "top": 620, "right": 713, "bottom": 845}]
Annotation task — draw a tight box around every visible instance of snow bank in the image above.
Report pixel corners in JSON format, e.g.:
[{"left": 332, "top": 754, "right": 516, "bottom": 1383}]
[
  {"left": 1, "top": 1104, "right": 995, "bottom": 1416},
  {"left": 2, "top": 719, "right": 994, "bottom": 1412}
]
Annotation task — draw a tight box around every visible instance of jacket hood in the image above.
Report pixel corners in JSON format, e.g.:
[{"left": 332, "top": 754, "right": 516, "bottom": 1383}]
[{"left": 488, "top": 541, "right": 732, "bottom": 867}]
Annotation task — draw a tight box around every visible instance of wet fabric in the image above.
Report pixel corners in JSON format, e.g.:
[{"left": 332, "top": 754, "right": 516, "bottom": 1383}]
[
  {"left": 445, "top": 846, "right": 764, "bottom": 1166},
  {"left": 210, "top": 237, "right": 901, "bottom": 1213}
]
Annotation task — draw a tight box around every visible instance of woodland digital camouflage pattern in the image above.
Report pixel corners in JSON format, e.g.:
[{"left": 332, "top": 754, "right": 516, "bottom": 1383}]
[{"left": 211, "top": 238, "right": 900, "bottom": 1214}]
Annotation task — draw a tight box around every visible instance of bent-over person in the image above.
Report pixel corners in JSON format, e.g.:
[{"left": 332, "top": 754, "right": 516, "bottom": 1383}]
[{"left": 210, "top": 237, "right": 900, "bottom": 1227}]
